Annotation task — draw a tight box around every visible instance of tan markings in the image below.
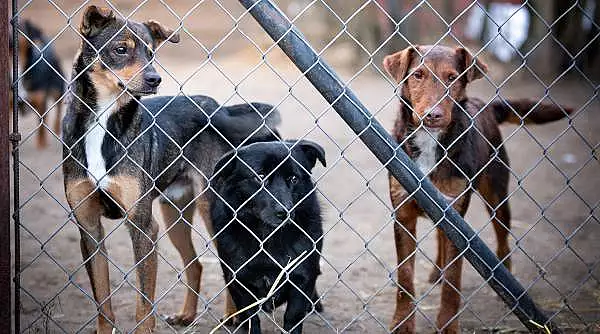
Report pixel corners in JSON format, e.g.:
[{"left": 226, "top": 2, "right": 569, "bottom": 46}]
[
  {"left": 65, "top": 178, "right": 103, "bottom": 228},
  {"left": 388, "top": 175, "right": 410, "bottom": 210},
  {"left": 478, "top": 174, "right": 512, "bottom": 272},
  {"left": 65, "top": 179, "right": 114, "bottom": 334},
  {"left": 125, "top": 38, "right": 136, "bottom": 50},
  {"left": 196, "top": 198, "right": 239, "bottom": 320},
  {"left": 113, "top": 62, "right": 144, "bottom": 85},
  {"left": 88, "top": 62, "right": 137, "bottom": 109},
  {"left": 390, "top": 200, "right": 419, "bottom": 333},
  {"left": 432, "top": 177, "right": 469, "bottom": 213},
  {"left": 159, "top": 201, "right": 202, "bottom": 326},
  {"left": 196, "top": 199, "right": 214, "bottom": 236},
  {"left": 89, "top": 62, "right": 128, "bottom": 108},
  {"left": 103, "top": 175, "right": 142, "bottom": 213},
  {"left": 50, "top": 90, "right": 64, "bottom": 134},
  {"left": 134, "top": 218, "right": 158, "bottom": 333},
  {"left": 27, "top": 91, "right": 48, "bottom": 149},
  {"left": 18, "top": 34, "right": 28, "bottom": 67}
]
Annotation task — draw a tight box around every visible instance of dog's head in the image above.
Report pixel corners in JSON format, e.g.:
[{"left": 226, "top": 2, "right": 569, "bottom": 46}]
[
  {"left": 383, "top": 45, "right": 488, "bottom": 129},
  {"left": 77, "top": 5, "right": 179, "bottom": 98},
  {"left": 213, "top": 140, "right": 326, "bottom": 229}
]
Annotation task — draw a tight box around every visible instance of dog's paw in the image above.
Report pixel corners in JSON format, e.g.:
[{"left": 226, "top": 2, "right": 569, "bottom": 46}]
[
  {"left": 162, "top": 313, "right": 196, "bottom": 327},
  {"left": 220, "top": 315, "right": 241, "bottom": 327}
]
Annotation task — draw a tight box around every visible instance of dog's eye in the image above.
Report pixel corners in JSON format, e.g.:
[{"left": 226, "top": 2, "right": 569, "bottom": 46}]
[
  {"left": 447, "top": 74, "right": 457, "bottom": 82},
  {"left": 254, "top": 174, "right": 266, "bottom": 184},
  {"left": 288, "top": 175, "right": 298, "bottom": 185},
  {"left": 413, "top": 70, "right": 423, "bottom": 80},
  {"left": 115, "top": 46, "right": 128, "bottom": 55}
]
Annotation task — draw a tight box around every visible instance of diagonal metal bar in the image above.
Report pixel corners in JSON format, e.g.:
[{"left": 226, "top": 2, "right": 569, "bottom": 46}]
[{"left": 238, "top": 0, "right": 560, "bottom": 332}]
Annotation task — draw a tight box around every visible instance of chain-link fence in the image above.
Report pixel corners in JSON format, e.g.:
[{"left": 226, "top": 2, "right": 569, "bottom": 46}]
[{"left": 7, "top": 0, "right": 599, "bottom": 333}]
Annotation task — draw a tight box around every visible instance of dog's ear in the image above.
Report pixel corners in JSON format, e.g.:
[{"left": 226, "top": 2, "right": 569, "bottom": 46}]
[
  {"left": 144, "top": 20, "right": 180, "bottom": 45},
  {"left": 383, "top": 46, "right": 418, "bottom": 82},
  {"left": 80, "top": 6, "right": 115, "bottom": 38},
  {"left": 213, "top": 150, "right": 238, "bottom": 178},
  {"left": 455, "top": 47, "right": 488, "bottom": 82},
  {"left": 291, "top": 140, "right": 326, "bottom": 171}
]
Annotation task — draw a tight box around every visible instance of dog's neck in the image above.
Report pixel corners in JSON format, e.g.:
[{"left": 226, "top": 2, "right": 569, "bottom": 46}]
[
  {"left": 393, "top": 97, "right": 471, "bottom": 176},
  {"left": 67, "top": 56, "right": 143, "bottom": 188},
  {"left": 395, "top": 97, "right": 442, "bottom": 175}
]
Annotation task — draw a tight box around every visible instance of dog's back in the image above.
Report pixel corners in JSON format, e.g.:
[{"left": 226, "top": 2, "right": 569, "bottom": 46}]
[{"left": 20, "top": 20, "right": 65, "bottom": 95}]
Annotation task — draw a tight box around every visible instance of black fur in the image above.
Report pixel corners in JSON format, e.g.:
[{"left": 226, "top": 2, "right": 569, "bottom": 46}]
[
  {"left": 210, "top": 140, "right": 326, "bottom": 334},
  {"left": 18, "top": 20, "right": 65, "bottom": 95}
]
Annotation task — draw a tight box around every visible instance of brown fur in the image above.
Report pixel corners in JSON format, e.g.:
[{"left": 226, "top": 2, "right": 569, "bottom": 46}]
[
  {"left": 383, "top": 45, "right": 572, "bottom": 333},
  {"left": 65, "top": 179, "right": 114, "bottom": 333}
]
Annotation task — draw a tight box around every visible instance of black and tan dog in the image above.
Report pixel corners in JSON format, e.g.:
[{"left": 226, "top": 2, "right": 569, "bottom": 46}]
[
  {"left": 211, "top": 140, "right": 326, "bottom": 334},
  {"left": 62, "top": 6, "right": 280, "bottom": 333},
  {"left": 10, "top": 19, "right": 65, "bottom": 148},
  {"left": 382, "top": 45, "right": 573, "bottom": 333}
]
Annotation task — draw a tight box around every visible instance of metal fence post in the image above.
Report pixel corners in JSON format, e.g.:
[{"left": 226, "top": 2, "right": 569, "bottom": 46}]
[
  {"left": 238, "top": 0, "right": 559, "bottom": 332},
  {"left": 0, "top": 0, "right": 12, "bottom": 332}
]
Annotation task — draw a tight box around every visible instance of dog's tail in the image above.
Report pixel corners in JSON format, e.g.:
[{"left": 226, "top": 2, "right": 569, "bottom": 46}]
[
  {"left": 491, "top": 99, "right": 573, "bottom": 125},
  {"left": 213, "top": 102, "right": 282, "bottom": 146}
]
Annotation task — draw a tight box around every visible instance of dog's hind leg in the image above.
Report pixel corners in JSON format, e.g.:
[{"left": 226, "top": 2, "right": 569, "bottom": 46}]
[
  {"left": 428, "top": 229, "right": 445, "bottom": 283},
  {"left": 51, "top": 90, "right": 63, "bottom": 135},
  {"left": 436, "top": 195, "right": 470, "bottom": 334},
  {"left": 478, "top": 160, "right": 512, "bottom": 272},
  {"left": 66, "top": 179, "right": 115, "bottom": 334},
  {"left": 436, "top": 232, "right": 463, "bottom": 334},
  {"left": 159, "top": 187, "right": 202, "bottom": 327},
  {"left": 196, "top": 198, "right": 239, "bottom": 326},
  {"left": 28, "top": 90, "right": 48, "bottom": 149}
]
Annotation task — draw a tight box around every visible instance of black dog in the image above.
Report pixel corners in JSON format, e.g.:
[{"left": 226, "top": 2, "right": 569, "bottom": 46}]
[
  {"left": 211, "top": 140, "right": 326, "bottom": 334},
  {"left": 11, "top": 20, "right": 65, "bottom": 148}
]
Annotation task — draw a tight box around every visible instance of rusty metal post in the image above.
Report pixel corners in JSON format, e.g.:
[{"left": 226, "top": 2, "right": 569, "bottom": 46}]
[{"left": 0, "top": 0, "right": 12, "bottom": 332}]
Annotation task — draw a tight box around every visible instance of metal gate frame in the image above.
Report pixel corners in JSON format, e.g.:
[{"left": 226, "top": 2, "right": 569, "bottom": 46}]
[
  {"left": 238, "top": 0, "right": 558, "bottom": 332},
  {"left": 1, "top": 0, "right": 12, "bottom": 331}
]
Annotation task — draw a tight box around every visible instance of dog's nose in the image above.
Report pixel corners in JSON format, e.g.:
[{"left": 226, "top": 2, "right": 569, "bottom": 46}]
[
  {"left": 426, "top": 107, "right": 444, "bottom": 120},
  {"left": 143, "top": 72, "right": 162, "bottom": 88}
]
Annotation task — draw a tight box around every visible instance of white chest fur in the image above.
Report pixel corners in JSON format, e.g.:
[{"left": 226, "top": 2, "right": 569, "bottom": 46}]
[
  {"left": 85, "top": 98, "right": 115, "bottom": 189},
  {"left": 413, "top": 128, "right": 441, "bottom": 175}
]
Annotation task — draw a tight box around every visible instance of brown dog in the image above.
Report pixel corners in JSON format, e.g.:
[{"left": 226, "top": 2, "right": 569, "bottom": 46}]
[{"left": 383, "top": 45, "right": 572, "bottom": 333}]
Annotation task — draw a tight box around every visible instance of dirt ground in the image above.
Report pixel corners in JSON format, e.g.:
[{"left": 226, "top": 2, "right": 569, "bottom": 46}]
[{"left": 12, "top": 1, "right": 600, "bottom": 333}]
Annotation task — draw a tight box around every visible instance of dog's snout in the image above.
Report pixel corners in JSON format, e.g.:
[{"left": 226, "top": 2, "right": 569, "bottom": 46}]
[
  {"left": 426, "top": 107, "right": 444, "bottom": 120},
  {"left": 143, "top": 72, "right": 162, "bottom": 88}
]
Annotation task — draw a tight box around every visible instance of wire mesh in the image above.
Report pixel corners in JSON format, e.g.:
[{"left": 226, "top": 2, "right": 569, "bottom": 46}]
[{"left": 10, "top": 0, "right": 599, "bottom": 333}]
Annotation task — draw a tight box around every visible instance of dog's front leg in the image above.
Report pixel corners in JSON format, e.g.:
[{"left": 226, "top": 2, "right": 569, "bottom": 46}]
[
  {"left": 436, "top": 234, "right": 462, "bottom": 334},
  {"left": 66, "top": 180, "right": 115, "bottom": 334},
  {"left": 436, "top": 195, "right": 469, "bottom": 334},
  {"left": 283, "top": 281, "right": 314, "bottom": 334},
  {"left": 389, "top": 194, "right": 420, "bottom": 334},
  {"left": 128, "top": 201, "right": 159, "bottom": 333}
]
